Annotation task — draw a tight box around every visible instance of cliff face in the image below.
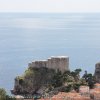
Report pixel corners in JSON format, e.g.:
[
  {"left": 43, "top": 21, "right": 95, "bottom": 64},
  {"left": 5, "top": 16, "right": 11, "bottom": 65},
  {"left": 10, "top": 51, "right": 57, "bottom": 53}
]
[
  {"left": 95, "top": 62, "right": 100, "bottom": 83},
  {"left": 13, "top": 67, "right": 56, "bottom": 95}
]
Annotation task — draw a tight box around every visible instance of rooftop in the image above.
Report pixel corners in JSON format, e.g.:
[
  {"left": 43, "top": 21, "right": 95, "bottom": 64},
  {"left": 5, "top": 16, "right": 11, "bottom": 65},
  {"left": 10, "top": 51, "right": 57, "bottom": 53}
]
[{"left": 51, "top": 56, "right": 69, "bottom": 58}]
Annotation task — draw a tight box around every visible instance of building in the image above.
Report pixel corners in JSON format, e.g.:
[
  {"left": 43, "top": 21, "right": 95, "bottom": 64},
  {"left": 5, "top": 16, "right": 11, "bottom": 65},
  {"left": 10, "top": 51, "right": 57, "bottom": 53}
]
[
  {"left": 79, "top": 86, "right": 90, "bottom": 97},
  {"left": 28, "top": 56, "right": 69, "bottom": 73},
  {"left": 95, "top": 62, "right": 100, "bottom": 83},
  {"left": 39, "top": 92, "right": 91, "bottom": 100}
]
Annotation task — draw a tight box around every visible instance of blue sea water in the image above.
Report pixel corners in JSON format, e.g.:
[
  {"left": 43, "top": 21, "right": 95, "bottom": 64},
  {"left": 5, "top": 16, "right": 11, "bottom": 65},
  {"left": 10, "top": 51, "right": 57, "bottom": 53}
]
[{"left": 0, "top": 13, "right": 100, "bottom": 94}]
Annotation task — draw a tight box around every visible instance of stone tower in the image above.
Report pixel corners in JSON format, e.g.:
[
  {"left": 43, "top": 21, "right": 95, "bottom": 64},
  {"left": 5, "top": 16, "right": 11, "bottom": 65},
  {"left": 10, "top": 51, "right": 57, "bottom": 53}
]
[
  {"left": 47, "top": 56, "right": 69, "bottom": 73},
  {"left": 95, "top": 62, "right": 100, "bottom": 83},
  {"left": 28, "top": 56, "right": 69, "bottom": 73}
]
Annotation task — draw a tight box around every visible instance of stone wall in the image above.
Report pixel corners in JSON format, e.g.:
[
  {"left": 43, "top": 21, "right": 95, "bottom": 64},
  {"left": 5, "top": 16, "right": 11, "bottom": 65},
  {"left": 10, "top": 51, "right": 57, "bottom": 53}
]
[
  {"left": 28, "top": 60, "right": 47, "bottom": 68},
  {"left": 95, "top": 62, "right": 100, "bottom": 83},
  {"left": 28, "top": 56, "right": 69, "bottom": 73}
]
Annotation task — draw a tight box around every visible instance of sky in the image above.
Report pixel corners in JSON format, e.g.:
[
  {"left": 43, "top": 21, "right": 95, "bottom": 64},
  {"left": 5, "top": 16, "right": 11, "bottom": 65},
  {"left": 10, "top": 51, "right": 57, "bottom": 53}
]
[{"left": 0, "top": 0, "right": 100, "bottom": 12}]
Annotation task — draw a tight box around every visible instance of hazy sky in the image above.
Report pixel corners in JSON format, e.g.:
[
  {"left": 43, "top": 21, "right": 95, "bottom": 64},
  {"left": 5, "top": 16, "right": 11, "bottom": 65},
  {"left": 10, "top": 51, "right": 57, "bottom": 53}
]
[{"left": 0, "top": 0, "right": 100, "bottom": 12}]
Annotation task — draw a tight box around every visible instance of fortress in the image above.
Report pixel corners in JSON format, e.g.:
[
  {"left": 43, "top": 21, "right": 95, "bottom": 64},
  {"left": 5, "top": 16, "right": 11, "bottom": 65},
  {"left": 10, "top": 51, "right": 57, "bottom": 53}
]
[
  {"left": 28, "top": 56, "right": 69, "bottom": 73},
  {"left": 95, "top": 62, "right": 100, "bottom": 83},
  {"left": 12, "top": 56, "right": 100, "bottom": 96},
  {"left": 12, "top": 56, "right": 69, "bottom": 95}
]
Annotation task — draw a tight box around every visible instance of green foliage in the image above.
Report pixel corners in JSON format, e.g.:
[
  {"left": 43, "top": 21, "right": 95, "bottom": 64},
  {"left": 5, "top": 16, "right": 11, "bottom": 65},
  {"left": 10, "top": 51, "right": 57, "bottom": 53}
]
[
  {"left": 82, "top": 70, "right": 96, "bottom": 89},
  {"left": 15, "top": 66, "right": 95, "bottom": 95},
  {"left": 62, "top": 70, "right": 72, "bottom": 82},
  {"left": 51, "top": 68, "right": 93, "bottom": 93},
  {"left": 24, "top": 68, "right": 34, "bottom": 78},
  {"left": 70, "top": 69, "right": 82, "bottom": 82},
  {"left": 15, "top": 67, "right": 56, "bottom": 95},
  {"left": 6, "top": 95, "right": 16, "bottom": 100},
  {"left": 0, "top": 88, "right": 16, "bottom": 100},
  {"left": 74, "top": 69, "right": 82, "bottom": 74},
  {"left": 52, "top": 68, "right": 83, "bottom": 92},
  {"left": 73, "top": 83, "right": 81, "bottom": 91},
  {"left": 65, "top": 84, "right": 72, "bottom": 92},
  {"left": 52, "top": 69, "right": 63, "bottom": 87},
  {"left": 80, "top": 78, "right": 87, "bottom": 86},
  {"left": 0, "top": 88, "right": 6, "bottom": 100}
]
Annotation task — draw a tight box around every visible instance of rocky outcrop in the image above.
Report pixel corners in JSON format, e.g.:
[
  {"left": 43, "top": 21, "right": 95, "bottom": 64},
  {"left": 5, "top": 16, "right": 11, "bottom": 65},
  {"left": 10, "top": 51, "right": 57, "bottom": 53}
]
[
  {"left": 12, "top": 67, "right": 56, "bottom": 95},
  {"left": 12, "top": 56, "right": 69, "bottom": 95},
  {"left": 95, "top": 62, "right": 100, "bottom": 83}
]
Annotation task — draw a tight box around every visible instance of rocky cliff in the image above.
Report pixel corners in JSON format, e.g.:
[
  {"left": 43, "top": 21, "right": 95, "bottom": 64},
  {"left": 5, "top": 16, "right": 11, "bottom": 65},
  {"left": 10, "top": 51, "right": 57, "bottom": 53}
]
[{"left": 12, "top": 67, "right": 56, "bottom": 95}]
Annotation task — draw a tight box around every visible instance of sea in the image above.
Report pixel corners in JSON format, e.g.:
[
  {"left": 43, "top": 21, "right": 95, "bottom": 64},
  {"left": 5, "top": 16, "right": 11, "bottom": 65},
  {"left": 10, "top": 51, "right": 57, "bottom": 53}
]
[{"left": 0, "top": 13, "right": 100, "bottom": 94}]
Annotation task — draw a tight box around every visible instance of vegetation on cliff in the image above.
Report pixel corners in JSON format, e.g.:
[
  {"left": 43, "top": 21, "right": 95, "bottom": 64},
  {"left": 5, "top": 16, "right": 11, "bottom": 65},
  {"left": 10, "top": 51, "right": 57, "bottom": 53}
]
[
  {"left": 0, "top": 88, "right": 16, "bottom": 100},
  {"left": 13, "top": 66, "right": 96, "bottom": 96},
  {"left": 14, "top": 67, "right": 56, "bottom": 95},
  {"left": 82, "top": 70, "right": 96, "bottom": 89}
]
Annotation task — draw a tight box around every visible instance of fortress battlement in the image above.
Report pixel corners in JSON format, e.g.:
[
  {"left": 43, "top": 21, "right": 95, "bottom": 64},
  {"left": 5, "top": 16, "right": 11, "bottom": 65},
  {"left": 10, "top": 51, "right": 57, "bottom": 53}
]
[{"left": 28, "top": 56, "right": 69, "bottom": 73}]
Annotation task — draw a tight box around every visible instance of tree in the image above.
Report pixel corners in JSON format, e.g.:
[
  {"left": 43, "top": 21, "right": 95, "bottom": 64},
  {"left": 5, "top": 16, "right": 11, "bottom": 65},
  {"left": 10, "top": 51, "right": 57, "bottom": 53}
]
[
  {"left": 0, "top": 88, "right": 16, "bottom": 100},
  {"left": 74, "top": 69, "right": 82, "bottom": 80},
  {"left": 82, "top": 71, "right": 96, "bottom": 89},
  {"left": 82, "top": 70, "right": 88, "bottom": 81},
  {"left": 0, "top": 88, "right": 6, "bottom": 100},
  {"left": 70, "top": 69, "right": 81, "bottom": 82},
  {"left": 62, "top": 71, "right": 74, "bottom": 83},
  {"left": 74, "top": 69, "right": 82, "bottom": 75},
  {"left": 52, "top": 69, "right": 63, "bottom": 87}
]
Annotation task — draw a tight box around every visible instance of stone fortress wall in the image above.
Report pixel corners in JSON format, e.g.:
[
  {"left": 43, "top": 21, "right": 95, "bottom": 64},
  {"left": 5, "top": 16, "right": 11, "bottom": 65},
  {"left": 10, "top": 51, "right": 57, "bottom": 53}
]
[
  {"left": 95, "top": 62, "right": 100, "bottom": 83},
  {"left": 28, "top": 56, "right": 69, "bottom": 73}
]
